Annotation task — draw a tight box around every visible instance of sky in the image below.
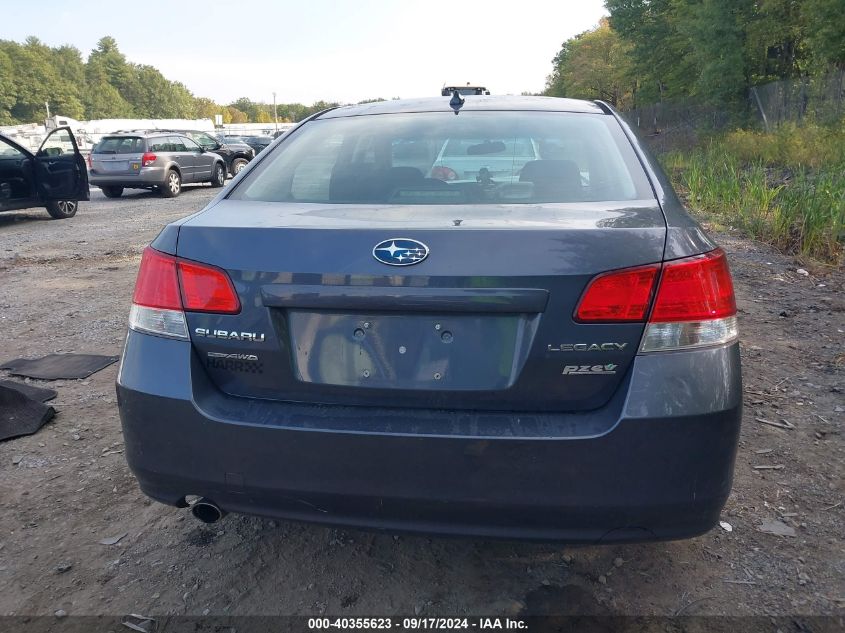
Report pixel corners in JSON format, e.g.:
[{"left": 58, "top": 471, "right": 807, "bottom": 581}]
[{"left": 2, "top": 0, "right": 608, "bottom": 105}]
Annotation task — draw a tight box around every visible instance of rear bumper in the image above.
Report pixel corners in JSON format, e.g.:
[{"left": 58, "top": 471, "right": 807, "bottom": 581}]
[
  {"left": 90, "top": 167, "right": 166, "bottom": 188},
  {"left": 116, "top": 331, "right": 742, "bottom": 542}
]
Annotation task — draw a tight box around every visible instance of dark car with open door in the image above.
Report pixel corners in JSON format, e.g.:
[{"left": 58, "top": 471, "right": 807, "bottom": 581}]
[{"left": 0, "top": 126, "right": 89, "bottom": 219}]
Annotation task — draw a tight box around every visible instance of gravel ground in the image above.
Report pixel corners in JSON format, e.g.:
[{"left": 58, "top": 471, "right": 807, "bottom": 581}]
[{"left": 0, "top": 186, "right": 843, "bottom": 620}]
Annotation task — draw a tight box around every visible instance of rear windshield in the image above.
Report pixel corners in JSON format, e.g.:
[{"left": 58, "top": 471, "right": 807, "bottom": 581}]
[
  {"left": 93, "top": 136, "right": 144, "bottom": 154},
  {"left": 231, "top": 111, "right": 654, "bottom": 205}
]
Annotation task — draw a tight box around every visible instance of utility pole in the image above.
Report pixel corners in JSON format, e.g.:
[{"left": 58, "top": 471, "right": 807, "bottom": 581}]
[
  {"left": 45, "top": 101, "right": 50, "bottom": 121},
  {"left": 273, "top": 92, "right": 278, "bottom": 133}
]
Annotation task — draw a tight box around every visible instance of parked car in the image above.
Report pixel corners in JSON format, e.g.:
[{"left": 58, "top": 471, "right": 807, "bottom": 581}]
[
  {"left": 0, "top": 126, "right": 89, "bottom": 219},
  {"left": 242, "top": 135, "right": 273, "bottom": 154},
  {"left": 117, "top": 95, "right": 741, "bottom": 542},
  {"left": 179, "top": 131, "right": 255, "bottom": 176},
  {"left": 88, "top": 132, "right": 227, "bottom": 198},
  {"left": 441, "top": 84, "right": 491, "bottom": 96},
  {"left": 429, "top": 137, "right": 539, "bottom": 184}
]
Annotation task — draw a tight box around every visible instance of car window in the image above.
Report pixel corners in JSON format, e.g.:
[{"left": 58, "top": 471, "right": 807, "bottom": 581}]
[
  {"left": 232, "top": 111, "right": 654, "bottom": 205},
  {"left": 182, "top": 136, "right": 201, "bottom": 151},
  {"left": 288, "top": 133, "right": 345, "bottom": 201},
  {"left": 148, "top": 137, "right": 173, "bottom": 152},
  {"left": 0, "top": 138, "right": 26, "bottom": 158},
  {"left": 169, "top": 136, "right": 188, "bottom": 152},
  {"left": 190, "top": 132, "right": 218, "bottom": 149},
  {"left": 94, "top": 136, "right": 144, "bottom": 154},
  {"left": 38, "top": 130, "right": 76, "bottom": 157}
]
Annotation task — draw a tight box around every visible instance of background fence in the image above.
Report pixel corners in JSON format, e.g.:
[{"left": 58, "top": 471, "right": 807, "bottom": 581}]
[{"left": 623, "top": 69, "right": 845, "bottom": 152}]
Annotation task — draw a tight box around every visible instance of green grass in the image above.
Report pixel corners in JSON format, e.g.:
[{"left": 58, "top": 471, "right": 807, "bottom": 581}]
[{"left": 662, "top": 122, "right": 845, "bottom": 264}]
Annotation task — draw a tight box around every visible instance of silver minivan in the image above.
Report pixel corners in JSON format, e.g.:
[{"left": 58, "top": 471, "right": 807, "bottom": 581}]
[{"left": 88, "top": 132, "right": 227, "bottom": 198}]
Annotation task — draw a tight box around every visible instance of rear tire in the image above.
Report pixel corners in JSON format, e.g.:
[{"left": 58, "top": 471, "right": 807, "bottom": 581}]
[
  {"left": 210, "top": 163, "right": 225, "bottom": 187},
  {"left": 101, "top": 186, "right": 124, "bottom": 198},
  {"left": 231, "top": 158, "right": 248, "bottom": 176},
  {"left": 45, "top": 200, "right": 78, "bottom": 219},
  {"left": 161, "top": 170, "right": 181, "bottom": 198}
]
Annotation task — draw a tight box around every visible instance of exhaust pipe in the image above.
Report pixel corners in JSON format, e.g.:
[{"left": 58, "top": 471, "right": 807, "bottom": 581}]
[{"left": 190, "top": 498, "right": 226, "bottom": 524}]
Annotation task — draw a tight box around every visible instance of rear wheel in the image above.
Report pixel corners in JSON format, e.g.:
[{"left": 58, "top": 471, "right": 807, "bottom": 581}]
[
  {"left": 231, "top": 158, "right": 248, "bottom": 176},
  {"left": 101, "top": 186, "right": 124, "bottom": 198},
  {"left": 45, "top": 200, "right": 78, "bottom": 219},
  {"left": 211, "top": 163, "right": 225, "bottom": 187},
  {"left": 161, "top": 170, "right": 181, "bottom": 198}
]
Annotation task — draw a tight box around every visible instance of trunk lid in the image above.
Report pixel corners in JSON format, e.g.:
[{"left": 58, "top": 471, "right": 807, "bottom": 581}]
[{"left": 177, "top": 201, "right": 666, "bottom": 412}]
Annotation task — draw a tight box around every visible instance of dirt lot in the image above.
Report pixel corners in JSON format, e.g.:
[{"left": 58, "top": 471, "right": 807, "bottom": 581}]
[{"left": 0, "top": 185, "right": 843, "bottom": 619}]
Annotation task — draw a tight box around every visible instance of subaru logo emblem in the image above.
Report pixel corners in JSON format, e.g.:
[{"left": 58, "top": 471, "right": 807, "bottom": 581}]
[{"left": 372, "top": 238, "right": 430, "bottom": 266}]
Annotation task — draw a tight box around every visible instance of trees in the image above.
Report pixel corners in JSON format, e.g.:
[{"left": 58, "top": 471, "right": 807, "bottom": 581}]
[
  {"left": 676, "top": 0, "right": 753, "bottom": 105},
  {"left": 0, "top": 35, "right": 359, "bottom": 125},
  {"left": 803, "top": 0, "right": 845, "bottom": 69},
  {"left": 545, "top": 19, "right": 634, "bottom": 108},
  {"left": 564, "top": 0, "right": 845, "bottom": 111},
  {"left": 0, "top": 46, "right": 19, "bottom": 124},
  {"left": 2, "top": 38, "right": 85, "bottom": 122},
  {"left": 605, "top": 0, "right": 697, "bottom": 103}
]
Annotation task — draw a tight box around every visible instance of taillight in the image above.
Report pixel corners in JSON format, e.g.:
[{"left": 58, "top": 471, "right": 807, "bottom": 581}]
[
  {"left": 86, "top": 153, "right": 92, "bottom": 169},
  {"left": 141, "top": 152, "right": 157, "bottom": 167},
  {"left": 431, "top": 166, "right": 458, "bottom": 181},
  {"left": 575, "top": 265, "right": 659, "bottom": 322},
  {"left": 573, "top": 248, "right": 738, "bottom": 352},
  {"left": 177, "top": 260, "right": 240, "bottom": 313},
  {"left": 642, "top": 249, "right": 737, "bottom": 352},
  {"left": 132, "top": 247, "right": 182, "bottom": 310},
  {"left": 649, "top": 249, "right": 736, "bottom": 322},
  {"left": 128, "top": 247, "right": 240, "bottom": 339}
]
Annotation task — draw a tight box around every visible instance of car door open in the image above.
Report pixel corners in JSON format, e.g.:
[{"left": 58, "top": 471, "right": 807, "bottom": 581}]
[{"left": 33, "top": 127, "right": 89, "bottom": 202}]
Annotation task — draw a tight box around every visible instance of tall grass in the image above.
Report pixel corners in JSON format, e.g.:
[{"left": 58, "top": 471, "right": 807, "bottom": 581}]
[{"left": 662, "top": 122, "right": 845, "bottom": 264}]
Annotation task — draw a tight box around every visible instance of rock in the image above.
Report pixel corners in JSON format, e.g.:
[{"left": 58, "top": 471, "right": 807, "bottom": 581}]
[
  {"left": 613, "top": 557, "right": 624, "bottom": 568},
  {"left": 414, "top": 603, "right": 423, "bottom": 615},
  {"left": 54, "top": 610, "right": 67, "bottom": 618},
  {"left": 99, "top": 532, "right": 128, "bottom": 546},
  {"left": 562, "top": 554, "right": 572, "bottom": 563},
  {"left": 55, "top": 563, "right": 72, "bottom": 574},
  {"left": 719, "top": 521, "right": 733, "bottom": 532},
  {"left": 12, "top": 456, "right": 22, "bottom": 465},
  {"left": 757, "top": 520, "right": 796, "bottom": 537},
  {"left": 598, "top": 575, "right": 607, "bottom": 585},
  {"left": 796, "top": 268, "right": 809, "bottom": 276}
]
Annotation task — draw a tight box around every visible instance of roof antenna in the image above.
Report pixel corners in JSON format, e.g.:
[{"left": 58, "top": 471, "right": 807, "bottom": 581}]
[{"left": 449, "top": 89, "right": 465, "bottom": 114}]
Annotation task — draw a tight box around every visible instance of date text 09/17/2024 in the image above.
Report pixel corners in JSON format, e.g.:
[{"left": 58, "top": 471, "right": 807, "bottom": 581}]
[{"left": 307, "top": 617, "right": 528, "bottom": 630}]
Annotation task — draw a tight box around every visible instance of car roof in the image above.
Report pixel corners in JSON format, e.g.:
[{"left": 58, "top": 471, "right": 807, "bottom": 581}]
[
  {"left": 101, "top": 131, "right": 182, "bottom": 138},
  {"left": 318, "top": 95, "right": 606, "bottom": 119}
]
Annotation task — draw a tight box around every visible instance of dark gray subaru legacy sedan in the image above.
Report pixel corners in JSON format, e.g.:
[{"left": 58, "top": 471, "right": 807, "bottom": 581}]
[{"left": 116, "top": 96, "right": 741, "bottom": 542}]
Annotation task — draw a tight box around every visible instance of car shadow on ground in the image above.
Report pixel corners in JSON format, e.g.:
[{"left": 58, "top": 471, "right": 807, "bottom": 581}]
[
  {"left": 0, "top": 210, "right": 54, "bottom": 227},
  {"left": 89, "top": 184, "right": 216, "bottom": 201}
]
